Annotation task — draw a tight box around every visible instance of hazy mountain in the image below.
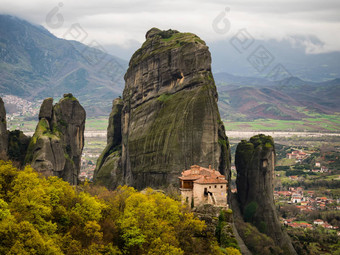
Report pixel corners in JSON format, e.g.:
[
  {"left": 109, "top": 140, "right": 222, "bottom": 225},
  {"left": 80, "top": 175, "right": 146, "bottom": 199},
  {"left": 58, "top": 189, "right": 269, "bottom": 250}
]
[
  {"left": 209, "top": 38, "right": 340, "bottom": 82},
  {"left": 216, "top": 74, "right": 340, "bottom": 121},
  {"left": 1, "top": 15, "right": 339, "bottom": 121},
  {"left": 0, "top": 15, "right": 127, "bottom": 116}
]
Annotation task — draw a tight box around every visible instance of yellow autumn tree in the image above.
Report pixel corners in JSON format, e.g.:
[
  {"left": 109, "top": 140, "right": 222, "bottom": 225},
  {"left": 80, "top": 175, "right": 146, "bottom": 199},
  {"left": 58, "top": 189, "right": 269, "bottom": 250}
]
[{"left": 0, "top": 161, "right": 231, "bottom": 254}]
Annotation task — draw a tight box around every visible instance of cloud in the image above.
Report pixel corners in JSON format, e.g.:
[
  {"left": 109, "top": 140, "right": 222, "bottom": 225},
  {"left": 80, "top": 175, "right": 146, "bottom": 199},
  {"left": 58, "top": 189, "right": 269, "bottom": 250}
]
[{"left": 0, "top": 0, "right": 339, "bottom": 54}]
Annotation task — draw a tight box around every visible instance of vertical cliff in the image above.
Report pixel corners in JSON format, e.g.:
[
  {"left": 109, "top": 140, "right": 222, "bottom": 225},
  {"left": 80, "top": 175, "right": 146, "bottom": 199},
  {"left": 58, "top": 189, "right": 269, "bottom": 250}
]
[
  {"left": 0, "top": 97, "right": 8, "bottom": 158},
  {"left": 25, "top": 94, "right": 85, "bottom": 185},
  {"left": 95, "top": 28, "right": 230, "bottom": 189},
  {"left": 235, "top": 134, "right": 296, "bottom": 254},
  {"left": 93, "top": 98, "right": 123, "bottom": 188}
]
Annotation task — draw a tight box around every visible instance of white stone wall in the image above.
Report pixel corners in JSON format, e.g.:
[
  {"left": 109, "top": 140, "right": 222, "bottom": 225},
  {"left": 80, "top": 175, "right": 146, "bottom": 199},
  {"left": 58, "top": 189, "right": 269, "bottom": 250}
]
[
  {"left": 193, "top": 183, "right": 227, "bottom": 206},
  {"left": 181, "top": 189, "right": 193, "bottom": 206}
]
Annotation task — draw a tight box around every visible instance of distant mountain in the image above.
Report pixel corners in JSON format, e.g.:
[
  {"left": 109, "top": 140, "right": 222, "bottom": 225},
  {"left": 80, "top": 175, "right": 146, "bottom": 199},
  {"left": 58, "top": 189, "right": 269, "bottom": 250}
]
[
  {"left": 1, "top": 15, "right": 339, "bottom": 121},
  {"left": 215, "top": 73, "right": 340, "bottom": 121},
  {"left": 209, "top": 38, "right": 340, "bottom": 82},
  {"left": 213, "top": 72, "right": 273, "bottom": 91},
  {"left": 0, "top": 15, "right": 127, "bottom": 116}
]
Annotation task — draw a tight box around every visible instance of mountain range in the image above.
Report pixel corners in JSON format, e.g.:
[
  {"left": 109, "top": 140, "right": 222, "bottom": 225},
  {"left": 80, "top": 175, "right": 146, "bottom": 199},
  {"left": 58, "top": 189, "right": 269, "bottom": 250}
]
[
  {"left": 0, "top": 15, "right": 339, "bottom": 120},
  {"left": 215, "top": 74, "right": 340, "bottom": 121},
  {"left": 0, "top": 15, "right": 126, "bottom": 116}
]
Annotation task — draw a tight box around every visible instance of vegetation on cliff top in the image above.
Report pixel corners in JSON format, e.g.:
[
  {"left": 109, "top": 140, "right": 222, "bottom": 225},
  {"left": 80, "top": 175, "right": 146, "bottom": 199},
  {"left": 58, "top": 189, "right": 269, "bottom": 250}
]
[
  {"left": 236, "top": 134, "right": 274, "bottom": 162},
  {"left": 129, "top": 28, "right": 206, "bottom": 67}
]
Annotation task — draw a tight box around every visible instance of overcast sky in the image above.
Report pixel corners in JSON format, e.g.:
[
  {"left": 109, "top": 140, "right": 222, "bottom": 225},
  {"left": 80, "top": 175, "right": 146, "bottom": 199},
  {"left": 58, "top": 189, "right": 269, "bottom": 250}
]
[{"left": 1, "top": 0, "right": 340, "bottom": 57}]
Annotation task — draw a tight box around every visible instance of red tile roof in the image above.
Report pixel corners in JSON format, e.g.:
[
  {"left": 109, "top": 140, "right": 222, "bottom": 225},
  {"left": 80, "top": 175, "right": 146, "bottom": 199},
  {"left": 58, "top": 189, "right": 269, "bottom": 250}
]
[{"left": 179, "top": 165, "right": 227, "bottom": 184}]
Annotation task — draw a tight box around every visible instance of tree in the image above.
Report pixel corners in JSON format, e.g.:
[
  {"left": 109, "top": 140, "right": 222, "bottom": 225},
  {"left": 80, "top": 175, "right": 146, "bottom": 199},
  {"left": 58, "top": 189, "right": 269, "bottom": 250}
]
[{"left": 0, "top": 161, "right": 215, "bottom": 254}]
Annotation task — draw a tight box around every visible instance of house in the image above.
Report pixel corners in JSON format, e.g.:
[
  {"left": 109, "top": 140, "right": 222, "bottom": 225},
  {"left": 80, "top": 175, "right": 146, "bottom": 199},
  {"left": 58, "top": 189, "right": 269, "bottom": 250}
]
[
  {"left": 314, "top": 219, "right": 325, "bottom": 225},
  {"left": 287, "top": 222, "right": 312, "bottom": 229},
  {"left": 179, "top": 165, "right": 228, "bottom": 207},
  {"left": 278, "top": 191, "right": 291, "bottom": 197},
  {"left": 321, "top": 166, "right": 329, "bottom": 172},
  {"left": 291, "top": 193, "right": 303, "bottom": 203},
  {"left": 286, "top": 150, "right": 309, "bottom": 160}
]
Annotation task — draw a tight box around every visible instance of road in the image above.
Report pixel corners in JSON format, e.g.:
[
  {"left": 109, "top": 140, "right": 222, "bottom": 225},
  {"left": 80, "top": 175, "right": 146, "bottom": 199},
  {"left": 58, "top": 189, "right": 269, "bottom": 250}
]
[
  {"left": 226, "top": 131, "right": 340, "bottom": 139},
  {"left": 24, "top": 130, "right": 340, "bottom": 139}
]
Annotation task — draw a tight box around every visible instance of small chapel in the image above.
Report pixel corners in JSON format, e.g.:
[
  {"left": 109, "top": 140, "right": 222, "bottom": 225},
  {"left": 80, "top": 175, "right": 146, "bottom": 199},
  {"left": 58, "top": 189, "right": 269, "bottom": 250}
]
[{"left": 178, "top": 165, "right": 228, "bottom": 207}]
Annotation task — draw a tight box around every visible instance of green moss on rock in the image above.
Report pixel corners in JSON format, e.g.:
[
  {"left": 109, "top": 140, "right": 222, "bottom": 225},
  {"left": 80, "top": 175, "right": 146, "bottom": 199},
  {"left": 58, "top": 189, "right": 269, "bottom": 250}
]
[
  {"left": 95, "top": 28, "right": 230, "bottom": 189},
  {"left": 26, "top": 95, "right": 85, "bottom": 185}
]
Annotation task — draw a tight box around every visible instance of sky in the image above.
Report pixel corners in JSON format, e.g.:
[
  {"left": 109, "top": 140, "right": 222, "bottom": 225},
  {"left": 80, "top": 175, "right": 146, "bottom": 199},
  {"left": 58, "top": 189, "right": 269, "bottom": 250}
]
[{"left": 1, "top": 0, "right": 340, "bottom": 59}]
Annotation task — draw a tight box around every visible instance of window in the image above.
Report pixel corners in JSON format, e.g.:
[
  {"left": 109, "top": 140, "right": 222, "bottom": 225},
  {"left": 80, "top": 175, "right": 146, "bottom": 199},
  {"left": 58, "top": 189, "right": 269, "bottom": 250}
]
[
  {"left": 221, "top": 185, "right": 223, "bottom": 189},
  {"left": 209, "top": 186, "right": 211, "bottom": 189},
  {"left": 215, "top": 185, "right": 217, "bottom": 188}
]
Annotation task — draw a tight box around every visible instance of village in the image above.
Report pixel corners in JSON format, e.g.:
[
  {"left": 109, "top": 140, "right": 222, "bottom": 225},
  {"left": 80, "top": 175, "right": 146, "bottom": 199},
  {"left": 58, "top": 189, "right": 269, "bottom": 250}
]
[
  {"left": 275, "top": 187, "right": 340, "bottom": 230},
  {"left": 273, "top": 147, "right": 340, "bottom": 234}
]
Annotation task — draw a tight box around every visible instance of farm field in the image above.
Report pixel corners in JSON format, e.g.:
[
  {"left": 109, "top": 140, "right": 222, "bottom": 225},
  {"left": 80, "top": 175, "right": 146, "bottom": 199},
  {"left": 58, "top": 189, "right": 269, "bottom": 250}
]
[{"left": 224, "top": 114, "right": 340, "bottom": 132}]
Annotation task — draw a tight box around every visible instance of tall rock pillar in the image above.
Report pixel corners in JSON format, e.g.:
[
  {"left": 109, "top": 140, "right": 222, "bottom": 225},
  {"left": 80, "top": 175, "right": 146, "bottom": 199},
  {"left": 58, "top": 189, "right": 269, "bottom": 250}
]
[
  {"left": 235, "top": 134, "right": 296, "bottom": 254},
  {"left": 0, "top": 97, "right": 8, "bottom": 158},
  {"left": 95, "top": 28, "right": 230, "bottom": 189},
  {"left": 26, "top": 94, "right": 85, "bottom": 185}
]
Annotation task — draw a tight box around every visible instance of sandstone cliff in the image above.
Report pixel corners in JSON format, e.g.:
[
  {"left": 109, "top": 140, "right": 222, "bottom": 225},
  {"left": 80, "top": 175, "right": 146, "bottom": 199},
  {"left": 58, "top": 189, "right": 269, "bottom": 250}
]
[
  {"left": 235, "top": 134, "right": 296, "bottom": 254},
  {"left": 0, "top": 97, "right": 8, "bottom": 158},
  {"left": 95, "top": 28, "right": 230, "bottom": 189},
  {"left": 25, "top": 94, "right": 85, "bottom": 185}
]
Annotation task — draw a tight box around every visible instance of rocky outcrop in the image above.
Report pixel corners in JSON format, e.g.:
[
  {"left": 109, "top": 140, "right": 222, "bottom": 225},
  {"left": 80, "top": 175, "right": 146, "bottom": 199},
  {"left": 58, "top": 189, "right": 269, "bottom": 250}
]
[
  {"left": 26, "top": 94, "right": 85, "bottom": 185},
  {"left": 95, "top": 28, "right": 230, "bottom": 189},
  {"left": 235, "top": 134, "right": 296, "bottom": 254},
  {"left": 0, "top": 97, "right": 8, "bottom": 158},
  {"left": 8, "top": 130, "right": 30, "bottom": 165},
  {"left": 93, "top": 98, "right": 123, "bottom": 187}
]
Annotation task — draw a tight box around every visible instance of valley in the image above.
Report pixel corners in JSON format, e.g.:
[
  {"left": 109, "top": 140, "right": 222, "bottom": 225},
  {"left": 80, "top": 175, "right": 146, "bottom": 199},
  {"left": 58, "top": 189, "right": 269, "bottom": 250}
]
[{"left": 0, "top": 13, "right": 339, "bottom": 254}]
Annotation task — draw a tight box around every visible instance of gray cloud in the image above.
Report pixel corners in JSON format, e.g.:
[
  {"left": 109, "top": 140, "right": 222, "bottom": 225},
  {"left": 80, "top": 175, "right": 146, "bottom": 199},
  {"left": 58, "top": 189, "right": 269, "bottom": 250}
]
[{"left": 0, "top": 0, "right": 339, "bottom": 54}]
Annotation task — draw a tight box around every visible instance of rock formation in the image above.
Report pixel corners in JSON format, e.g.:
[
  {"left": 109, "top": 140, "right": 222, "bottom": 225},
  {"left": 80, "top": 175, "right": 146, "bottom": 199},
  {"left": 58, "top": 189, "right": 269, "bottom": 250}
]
[
  {"left": 95, "top": 28, "right": 230, "bottom": 189},
  {"left": 25, "top": 94, "right": 85, "bottom": 185},
  {"left": 8, "top": 130, "right": 30, "bottom": 165},
  {"left": 235, "top": 134, "right": 296, "bottom": 254},
  {"left": 0, "top": 97, "right": 8, "bottom": 158},
  {"left": 94, "top": 98, "right": 123, "bottom": 187}
]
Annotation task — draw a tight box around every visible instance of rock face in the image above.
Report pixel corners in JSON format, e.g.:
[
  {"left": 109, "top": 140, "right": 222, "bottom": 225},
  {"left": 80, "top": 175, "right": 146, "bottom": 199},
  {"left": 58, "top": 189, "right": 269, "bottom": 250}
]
[
  {"left": 95, "top": 28, "right": 230, "bottom": 189},
  {"left": 8, "top": 130, "right": 30, "bottom": 165},
  {"left": 26, "top": 94, "right": 85, "bottom": 185},
  {"left": 0, "top": 97, "right": 8, "bottom": 158},
  {"left": 93, "top": 98, "right": 123, "bottom": 188},
  {"left": 235, "top": 134, "right": 296, "bottom": 254}
]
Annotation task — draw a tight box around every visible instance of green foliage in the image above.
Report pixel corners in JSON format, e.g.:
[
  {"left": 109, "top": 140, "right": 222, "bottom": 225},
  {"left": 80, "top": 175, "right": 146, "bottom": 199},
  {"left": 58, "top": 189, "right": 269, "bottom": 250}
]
[
  {"left": 235, "top": 140, "right": 254, "bottom": 165},
  {"left": 249, "top": 134, "right": 274, "bottom": 149},
  {"left": 235, "top": 219, "right": 283, "bottom": 255},
  {"left": 130, "top": 29, "right": 205, "bottom": 67},
  {"left": 24, "top": 118, "right": 60, "bottom": 164},
  {"left": 157, "top": 93, "right": 173, "bottom": 102},
  {"left": 288, "top": 227, "right": 340, "bottom": 255},
  {"left": 221, "top": 247, "right": 242, "bottom": 255},
  {"left": 244, "top": 201, "right": 258, "bottom": 223},
  {"left": 215, "top": 210, "right": 240, "bottom": 251},
  {"left": 0, "top": 161, "right": 213, "bottom": 254},
  {"left": 218, "top": 138, "right": 227, "bottom": 147},
  {"left": 7, "top": 130, "right": 30, "bottom": 165}
]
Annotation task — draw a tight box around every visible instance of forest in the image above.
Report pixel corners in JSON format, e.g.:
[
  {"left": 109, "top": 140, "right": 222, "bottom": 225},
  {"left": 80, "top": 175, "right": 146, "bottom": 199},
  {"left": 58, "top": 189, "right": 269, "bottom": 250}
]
[{"left": 0, "top": 161, "right": 242, "bottom": 255}]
